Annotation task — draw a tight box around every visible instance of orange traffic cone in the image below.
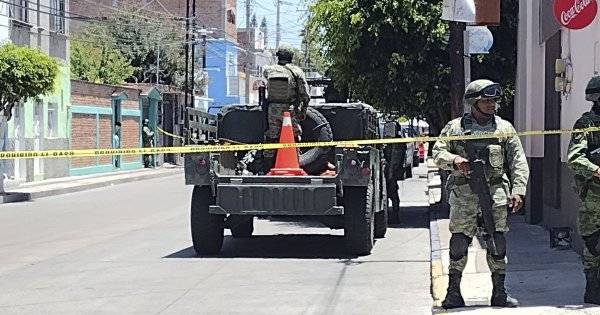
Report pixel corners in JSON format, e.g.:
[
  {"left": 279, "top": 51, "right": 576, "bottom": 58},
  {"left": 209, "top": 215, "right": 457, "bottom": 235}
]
[{"left": 267, "top": 112, "right": 308, "bottom": 176}]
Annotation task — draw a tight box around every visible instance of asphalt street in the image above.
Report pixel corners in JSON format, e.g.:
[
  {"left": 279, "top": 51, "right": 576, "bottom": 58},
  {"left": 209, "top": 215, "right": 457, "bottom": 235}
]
[{"left": 0, "top": 165, "right": 433, "bottom": 314}]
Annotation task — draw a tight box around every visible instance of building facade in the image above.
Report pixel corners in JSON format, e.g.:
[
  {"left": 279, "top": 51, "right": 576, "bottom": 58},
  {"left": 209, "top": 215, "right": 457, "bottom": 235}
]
[
  {"left": 0, "top": 0, "right": 71, "bottom": 183},
  {"left": 517, "top": 0, "right": 600, "bottom": 251}
]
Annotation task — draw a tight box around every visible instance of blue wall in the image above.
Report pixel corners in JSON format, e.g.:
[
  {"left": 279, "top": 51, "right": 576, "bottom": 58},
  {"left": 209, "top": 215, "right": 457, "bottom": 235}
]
[{"left": 205, "top": 39, "right": 244, "bottom": 114}]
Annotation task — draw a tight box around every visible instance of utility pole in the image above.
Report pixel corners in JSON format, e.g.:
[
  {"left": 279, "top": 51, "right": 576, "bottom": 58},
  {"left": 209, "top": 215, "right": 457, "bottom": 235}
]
[
  {"left": 276, "top": 0, "right": 280, "bottom": 48},
  {"left": 191, "top": 0, "right": 197, "bottom": 109},
  {"left": 156, "top": 44, "right": 160, "bottom": 85},
  {"left": 183, "top": 0, "right": 190, "bottom": 143},
  {"left": 449, "top": 21, "right": 466, "bottom": 119},
  {"left": 245, "top": 0, "right": 251, "bottom": 103}
]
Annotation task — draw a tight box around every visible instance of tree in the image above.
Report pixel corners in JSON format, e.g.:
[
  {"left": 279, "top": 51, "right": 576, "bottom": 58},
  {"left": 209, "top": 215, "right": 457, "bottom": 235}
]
[
  {"left": 0, "top": 42, "right": 59, "bottom": 193},
  {"left": 71, "top": 39, "right": 136, "bottom": 85},
  {"left": 260, "top": 17, "right": 268, "bottom": 47},
  {"left": 308, "top": 0, "right": 451, "bottom": 135},
  {"left": 0, "top": 42, "right": 59, "bottom": 120},
  {"left": 82, "top": 1, "right": 187, "bottom": 87}
]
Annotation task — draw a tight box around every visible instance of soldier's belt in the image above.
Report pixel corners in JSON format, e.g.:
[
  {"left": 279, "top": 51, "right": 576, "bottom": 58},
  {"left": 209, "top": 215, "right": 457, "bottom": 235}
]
[
  {"left": 453, "top": 176, "right": 503, "bottom": 187},
  {"left": 2, "top": 125, "right": 600, "bottom": 159}
]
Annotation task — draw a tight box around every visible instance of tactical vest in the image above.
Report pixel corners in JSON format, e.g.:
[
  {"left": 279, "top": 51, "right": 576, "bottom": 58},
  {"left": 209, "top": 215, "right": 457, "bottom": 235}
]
[
  {"left": 573, "top": 111, "right": 600, "bottom": 199},
  {"left": 266, "top": 64, "right": 298, "bottom": 103},
  {"left": 457, "top": 115, "right": 507, "bottom": 181}
]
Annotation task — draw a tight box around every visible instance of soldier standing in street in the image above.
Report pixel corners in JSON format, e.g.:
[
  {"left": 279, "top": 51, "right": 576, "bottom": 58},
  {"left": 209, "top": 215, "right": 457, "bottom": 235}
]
[
  {"left": 566, "top": 75, "right": 600, "bottom": 305},
  {"left": 432, "top": 79, "right": 529, "bottom": 309},
  {"left": 142, "top": 118, "right": 155, "bottom": 168},
  {"left": 262, "top": 43, "right": 310, "bottom": 170}
]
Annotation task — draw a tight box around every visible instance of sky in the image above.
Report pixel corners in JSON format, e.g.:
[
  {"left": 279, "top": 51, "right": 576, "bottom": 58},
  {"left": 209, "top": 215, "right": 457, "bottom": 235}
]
[{"left": 236, "top": 0, "right": 308, "bottom": 50}]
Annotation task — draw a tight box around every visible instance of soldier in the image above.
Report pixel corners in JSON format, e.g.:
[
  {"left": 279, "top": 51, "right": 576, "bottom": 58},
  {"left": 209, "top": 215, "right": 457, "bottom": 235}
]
[
  {"left": 432, "top": 79, "right": 529, "bottom": 309},
  {"left": 566, "top": 75, "right": 600, "bottom": 305},
  {"left": 383, "top": 120, "right": 406, "bottom": 223},
  {"left": 142, "top": 118, "right": 154, "bottom": 168},
  {"left": 262, "top": 43, "right": 310, "bottom": 170}
]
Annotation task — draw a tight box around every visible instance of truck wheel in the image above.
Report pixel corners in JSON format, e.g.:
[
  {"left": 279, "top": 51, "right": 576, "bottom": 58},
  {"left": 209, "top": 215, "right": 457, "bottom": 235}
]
[
  {"left": 231, "top": 219, "right": 254, "bottom": 238},
  {"left": 343, "top": 183, "right": 374, "bottom": 255},
  {"left": 375, "top": 175, "right": 388, "bottom": 238},
  {"left": 299, "top": 107, "right": 333, "bottom": 175},
  {"left": 191, "top": 186, "right": 225, "bottom": 255}
]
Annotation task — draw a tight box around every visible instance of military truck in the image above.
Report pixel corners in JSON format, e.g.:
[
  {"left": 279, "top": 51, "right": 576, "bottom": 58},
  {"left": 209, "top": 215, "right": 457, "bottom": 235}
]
[{"left": 184, "top": 95, "right": 387, "bottom": 256}]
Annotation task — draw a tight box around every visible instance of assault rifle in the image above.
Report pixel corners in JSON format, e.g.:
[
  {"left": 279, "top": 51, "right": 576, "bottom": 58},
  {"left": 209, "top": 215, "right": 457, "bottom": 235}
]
[
  {"left": 461, "top": 137, "right": 501, "bottom": 257},
  {"left": 258, "top": 86, "right": 268, "bottom": 131}
]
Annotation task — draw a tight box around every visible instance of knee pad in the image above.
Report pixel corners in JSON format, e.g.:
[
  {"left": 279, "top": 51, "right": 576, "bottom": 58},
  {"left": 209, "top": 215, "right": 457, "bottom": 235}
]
[
  {"left": 583, "top": 231, "right": 600, "bottom": 257},
  {"left": 486, "top": 232, "right": 507, "bottom": 260},
  {"left": 449, "top": 233, "right": 472, "bottom": 261}
]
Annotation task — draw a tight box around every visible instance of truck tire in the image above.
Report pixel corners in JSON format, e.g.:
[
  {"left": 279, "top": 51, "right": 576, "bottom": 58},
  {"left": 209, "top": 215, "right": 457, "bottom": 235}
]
[
  {"left": 343, "top": 183, "right": 375, "bottom": 255},
  {"left": 375, "top": 176, "right": 388, "bottom": 238},
  {"left": 299, "top": 107, "right": 333, "bottom": 175},
  {"left": 191, "top": 186, "right": 225, "bottom": 255},
  {"left": 231, "top": 219, "right": 254, "bottom": 238}
]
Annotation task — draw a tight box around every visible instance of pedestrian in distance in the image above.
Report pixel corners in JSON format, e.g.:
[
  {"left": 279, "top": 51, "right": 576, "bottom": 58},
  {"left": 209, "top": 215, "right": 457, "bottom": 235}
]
[
  {"left": 432, "top": 79, "right": 529, "bottom": 309},
  {"left": 566, "top": 75, "right": 600, "bottom": 305}
]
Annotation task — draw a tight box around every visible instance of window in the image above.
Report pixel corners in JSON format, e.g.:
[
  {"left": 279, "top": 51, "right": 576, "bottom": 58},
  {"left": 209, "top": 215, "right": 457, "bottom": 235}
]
[
  {"left": 49, "top": 0, "right": 65, "bottom": 34},
  {"left": 8, "top": 0, "right": 28, "bottom": 23},
  {"left": 227, "top": 9, "right": 235, "bottom": 24},
  {"left": 47, "top": 103, "right": 57, "bottom": 138}
]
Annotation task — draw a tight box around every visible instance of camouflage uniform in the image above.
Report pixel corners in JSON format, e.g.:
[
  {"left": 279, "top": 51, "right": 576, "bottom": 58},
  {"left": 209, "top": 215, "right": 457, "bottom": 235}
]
[
  {"left": 383, "top": 121, "right": 406, "bottom": 223},
  {"left": 142, "top": 119, "right": 154, "bottom": 168},
  {"left": 262, "top": 43, "right": 310, "bottom": 160},
  {"left": 566, "top": 75, "right": 600, "bottom": 305},
  {"left": 433, "top": 79, "right": 529, "bottom": 309}
]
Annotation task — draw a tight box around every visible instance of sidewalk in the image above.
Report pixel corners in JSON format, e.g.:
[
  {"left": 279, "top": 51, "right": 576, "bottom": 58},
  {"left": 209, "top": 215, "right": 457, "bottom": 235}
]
[
  {"left": 0, "top": 164, "right": 183, "bottom": 203},
  {"left": 428, "top": 159, "right": 600, "bottom": 314}
]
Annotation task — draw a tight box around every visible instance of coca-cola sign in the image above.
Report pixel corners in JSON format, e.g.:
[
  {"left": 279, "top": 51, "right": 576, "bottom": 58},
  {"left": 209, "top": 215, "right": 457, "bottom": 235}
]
[{"left": 554, "top": 0, "right": 598, "bottom": 30}]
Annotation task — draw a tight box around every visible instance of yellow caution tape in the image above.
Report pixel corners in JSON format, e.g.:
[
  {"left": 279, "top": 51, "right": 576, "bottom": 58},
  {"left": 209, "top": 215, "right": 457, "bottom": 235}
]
[
  {"left": 0, "top": 126, "right": 598, "bottom": 160},
  {"left": 157, "top": 127, "right": 186, "bottom": 140}
]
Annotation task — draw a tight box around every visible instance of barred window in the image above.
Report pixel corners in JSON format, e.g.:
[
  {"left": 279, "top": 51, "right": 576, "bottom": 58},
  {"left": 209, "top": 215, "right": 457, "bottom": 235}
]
[
  {"left": 49, "top": 0, "right": 65, "bottom": 34},
  {"left": 8, "top": 0, "right": 28, "bottom": 23}
]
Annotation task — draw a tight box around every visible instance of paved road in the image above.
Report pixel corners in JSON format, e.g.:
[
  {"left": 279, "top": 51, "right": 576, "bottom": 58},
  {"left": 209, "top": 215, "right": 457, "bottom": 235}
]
[{"left": 0, "top": 165, "right": 433, "bottom": 314}]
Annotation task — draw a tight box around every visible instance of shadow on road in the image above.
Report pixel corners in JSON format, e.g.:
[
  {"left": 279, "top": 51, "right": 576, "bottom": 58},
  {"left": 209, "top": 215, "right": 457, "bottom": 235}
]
[{"left": 164, "top": 234, "right": 361, "bottom": 259}]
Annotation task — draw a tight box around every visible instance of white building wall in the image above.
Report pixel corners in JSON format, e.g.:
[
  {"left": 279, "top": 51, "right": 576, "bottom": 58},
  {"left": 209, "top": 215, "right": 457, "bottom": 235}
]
[
  {"left": 516, "top": 0, "right": 546, "bottom": 158},
  {"left": 0, "top": 2, "right": 9, "bottom": 41},
  {"left": 560, "top": 16, "right": 600, "bottom": 162}
]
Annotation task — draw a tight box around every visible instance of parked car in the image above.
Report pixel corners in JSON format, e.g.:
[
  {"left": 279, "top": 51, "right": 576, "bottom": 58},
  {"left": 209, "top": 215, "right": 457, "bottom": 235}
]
[{"left": 400, "top": 125, "right": 421, "bottom": 167}]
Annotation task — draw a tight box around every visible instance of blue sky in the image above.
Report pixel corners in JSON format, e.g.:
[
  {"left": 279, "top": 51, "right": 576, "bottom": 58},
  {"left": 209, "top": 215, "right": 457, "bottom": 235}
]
[{"left": 236, "top": 0, "right": 308, "bottom": 49}]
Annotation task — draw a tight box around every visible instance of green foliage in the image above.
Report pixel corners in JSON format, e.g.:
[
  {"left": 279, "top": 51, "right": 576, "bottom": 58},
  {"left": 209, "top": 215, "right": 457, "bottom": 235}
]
[
  {"left": 71, "top": 39, "right": 136, "bottom": 85},
  {"left": 81, "top": 1, "right": 187, "bottom": 87},
  {"left": 308, "top": 0, "right": 452, "bottom": 133},
  {"left": 307, "top": 0, "right": 519, "bottom": 133},
  {"left": 0, "top": 43, "right": 59, "bottom": 119}
]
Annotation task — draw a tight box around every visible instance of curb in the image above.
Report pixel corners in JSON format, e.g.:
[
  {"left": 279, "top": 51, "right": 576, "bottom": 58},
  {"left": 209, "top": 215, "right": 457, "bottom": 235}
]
[
  {"left": 428, "top": 164, "right": 447, "bottom": 314},
  {"left": 3, "top": 168, "right": 183, "bottom": 203}
]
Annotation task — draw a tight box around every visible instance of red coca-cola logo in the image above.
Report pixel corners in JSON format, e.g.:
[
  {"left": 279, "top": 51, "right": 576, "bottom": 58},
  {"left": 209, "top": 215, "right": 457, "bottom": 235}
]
[{"left": 554, "top": 0, "right": 598, "bottom": 30}]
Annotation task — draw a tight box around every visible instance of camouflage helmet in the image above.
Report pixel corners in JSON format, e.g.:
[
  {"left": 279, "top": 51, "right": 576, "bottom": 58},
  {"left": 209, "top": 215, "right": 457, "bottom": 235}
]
[
  {"left": 585, "top": 75, "right": 600, "bottom": 102},
  {"left": 143, "top": 118, "right": 150, "bottom": 125},
  {"left": 276, "top": 43, "right": 295, "bottom": 60},
  {"left": 463, "top": 79, "right": 502, "bottom": 112}
]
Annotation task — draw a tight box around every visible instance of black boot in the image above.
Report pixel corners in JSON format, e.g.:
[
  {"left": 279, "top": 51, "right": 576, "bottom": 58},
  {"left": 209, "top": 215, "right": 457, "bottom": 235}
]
[
  {"left": 262, "top": 157, "right": 275, "bottom": 174},
  {"left": 584, "top": 269, "right": 600, "bottom": 305},
  {"left": 491, "top": 273, "right": 519, "bottom": 307},
  {"left": 442, "top": 272, "right": 465, "bottom": 309}
]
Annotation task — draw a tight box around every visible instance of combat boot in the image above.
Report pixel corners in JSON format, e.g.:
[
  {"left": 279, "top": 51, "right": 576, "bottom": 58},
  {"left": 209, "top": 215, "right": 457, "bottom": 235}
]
[
  {"left": 442, "top": 272, "right": 465, "bottom": 309},
  {"left": 584, "top": 269, "right": 600, "bottom": 305},
  {"left": 262, "top": 157, "right": 275, "bottom": 174},
  {"left": 490, "top": 273, "right": 519, "bottom": 307}
]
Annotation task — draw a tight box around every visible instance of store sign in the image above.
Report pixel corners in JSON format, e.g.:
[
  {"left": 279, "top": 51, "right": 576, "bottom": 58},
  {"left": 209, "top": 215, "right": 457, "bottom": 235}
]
[{"left": 553, "top": 0, "right": 598, "bottom": 30}]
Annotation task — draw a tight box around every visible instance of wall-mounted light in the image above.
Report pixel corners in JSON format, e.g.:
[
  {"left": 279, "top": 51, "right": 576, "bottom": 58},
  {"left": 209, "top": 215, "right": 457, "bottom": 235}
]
[{"left": 555, "top": 58, "right": 573, "bottom": 96}]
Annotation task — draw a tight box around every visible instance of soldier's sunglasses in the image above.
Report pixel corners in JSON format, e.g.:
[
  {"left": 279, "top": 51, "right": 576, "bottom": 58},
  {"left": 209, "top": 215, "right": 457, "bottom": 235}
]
[{"left": 465, "top": 84, "right": 503, "bottom": 99}]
